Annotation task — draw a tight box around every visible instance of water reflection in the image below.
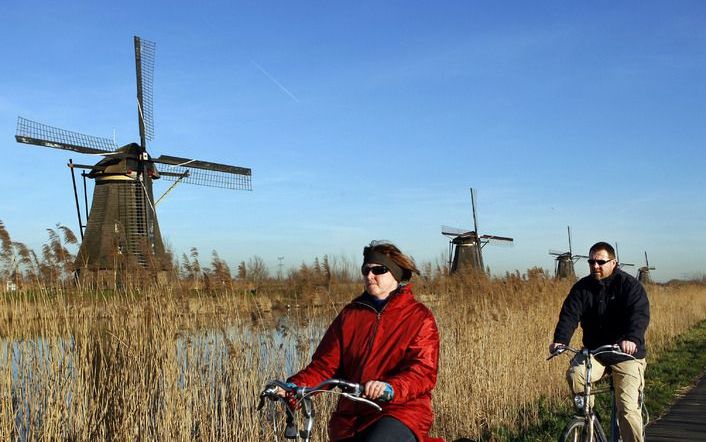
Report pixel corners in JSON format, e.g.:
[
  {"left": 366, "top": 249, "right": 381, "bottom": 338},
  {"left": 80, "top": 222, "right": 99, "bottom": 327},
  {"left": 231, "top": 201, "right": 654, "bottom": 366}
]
[{"left": 0, "top": 312, "right": 328, "bottom": 440}]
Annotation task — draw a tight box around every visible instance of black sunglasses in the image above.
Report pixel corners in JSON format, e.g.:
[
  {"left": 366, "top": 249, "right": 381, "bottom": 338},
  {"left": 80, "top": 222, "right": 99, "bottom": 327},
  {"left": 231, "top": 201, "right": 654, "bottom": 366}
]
[
  {"left": 361, "top": 265, "right": 389, "bottom": 276},
  {"left": 588, "top": 259, "right": 613, "bottom": 266}
]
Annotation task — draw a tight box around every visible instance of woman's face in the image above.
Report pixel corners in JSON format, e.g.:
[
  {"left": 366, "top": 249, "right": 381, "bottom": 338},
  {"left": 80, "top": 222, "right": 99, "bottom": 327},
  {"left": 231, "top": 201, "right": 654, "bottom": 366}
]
[{"left": 362, "top": 263, "right": 399, "bottom": 299}]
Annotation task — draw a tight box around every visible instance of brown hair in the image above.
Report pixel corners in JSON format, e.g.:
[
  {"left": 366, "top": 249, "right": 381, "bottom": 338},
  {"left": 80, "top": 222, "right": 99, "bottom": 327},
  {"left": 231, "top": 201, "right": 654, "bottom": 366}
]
[{"left": 363, "top": 240, "right": 419, "bottom": 282}]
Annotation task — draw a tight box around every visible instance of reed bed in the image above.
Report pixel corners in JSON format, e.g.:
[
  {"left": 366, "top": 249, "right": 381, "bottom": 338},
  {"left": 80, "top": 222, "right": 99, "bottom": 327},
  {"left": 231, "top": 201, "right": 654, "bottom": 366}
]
[{"left": 1, "top": 275, "right": 705, "bottom": 441}]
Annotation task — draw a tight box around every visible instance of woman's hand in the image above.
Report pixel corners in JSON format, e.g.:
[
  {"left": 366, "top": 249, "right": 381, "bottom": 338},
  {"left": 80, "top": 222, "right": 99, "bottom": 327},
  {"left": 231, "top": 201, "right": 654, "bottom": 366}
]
[
  {"left": 275, "top": 382, "right": 298, "bottom": 398},
  {"left": 273, "top": 386, "right": 287, "bottom": 397},
  {"left": 364, "top": 380, "right": 393, "bottom": 401}
]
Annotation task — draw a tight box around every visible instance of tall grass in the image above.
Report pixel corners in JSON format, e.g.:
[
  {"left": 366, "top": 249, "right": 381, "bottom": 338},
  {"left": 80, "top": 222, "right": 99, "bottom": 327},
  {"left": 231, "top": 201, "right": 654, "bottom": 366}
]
[
  {"left": 2, "top": 275, "right": 706, "bottom": 441},
  {"left": 2, "top": 222, "right": 706, "bottom": 440}
]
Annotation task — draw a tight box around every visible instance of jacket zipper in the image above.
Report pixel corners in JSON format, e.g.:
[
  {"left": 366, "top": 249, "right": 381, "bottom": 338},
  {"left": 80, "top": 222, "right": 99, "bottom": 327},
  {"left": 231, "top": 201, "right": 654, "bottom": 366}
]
[{"left": 352, "top": 301, "right": 387, "bottom": 381}]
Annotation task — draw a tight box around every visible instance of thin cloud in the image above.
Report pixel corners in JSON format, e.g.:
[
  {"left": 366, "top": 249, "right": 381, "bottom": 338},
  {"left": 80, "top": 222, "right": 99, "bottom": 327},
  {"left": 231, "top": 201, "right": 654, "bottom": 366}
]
[{"left": 250, "top": 60, "right": 300, "bottom": 103}]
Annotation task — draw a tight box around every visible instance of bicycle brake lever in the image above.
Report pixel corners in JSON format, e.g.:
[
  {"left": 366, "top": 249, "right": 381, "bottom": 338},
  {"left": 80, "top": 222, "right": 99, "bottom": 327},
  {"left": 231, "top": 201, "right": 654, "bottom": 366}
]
[
  {"left": 256, "top": 385, "right": 281, "bottom": 410},
  {"left": 341, "top": 393, "right": 382, "bottom": 411},
  {"left": 547, "top": 347, "right": 566, "bottom": 360},
  {"left": 284, "top": 405, "right": 298, "bottom": 439}
]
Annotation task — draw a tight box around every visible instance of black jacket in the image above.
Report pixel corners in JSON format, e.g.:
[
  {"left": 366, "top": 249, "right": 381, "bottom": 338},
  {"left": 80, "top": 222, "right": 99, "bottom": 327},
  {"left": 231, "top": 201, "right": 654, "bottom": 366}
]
[{"left": 553, "top": 269, "right": 650, "bottom": 364}]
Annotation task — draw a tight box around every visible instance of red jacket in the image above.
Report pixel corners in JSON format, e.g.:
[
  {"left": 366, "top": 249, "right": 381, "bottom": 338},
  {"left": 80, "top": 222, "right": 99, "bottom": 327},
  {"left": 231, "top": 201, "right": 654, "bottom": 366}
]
[{"left": 288, "top": 284, "right": 442, "bottom": 441}]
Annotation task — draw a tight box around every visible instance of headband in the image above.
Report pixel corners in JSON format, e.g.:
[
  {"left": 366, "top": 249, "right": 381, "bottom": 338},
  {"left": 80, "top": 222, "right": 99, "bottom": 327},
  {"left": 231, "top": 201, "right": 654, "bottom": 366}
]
[{"left": 363, "top": 250, "right": 405, "bottom": 282}]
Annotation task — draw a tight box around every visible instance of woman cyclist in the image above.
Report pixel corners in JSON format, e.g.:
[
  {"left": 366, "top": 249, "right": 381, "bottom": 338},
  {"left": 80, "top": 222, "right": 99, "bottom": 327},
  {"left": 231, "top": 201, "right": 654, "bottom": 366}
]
[{"left": 283, "top": 240, "right": 442, "bottom": 442}]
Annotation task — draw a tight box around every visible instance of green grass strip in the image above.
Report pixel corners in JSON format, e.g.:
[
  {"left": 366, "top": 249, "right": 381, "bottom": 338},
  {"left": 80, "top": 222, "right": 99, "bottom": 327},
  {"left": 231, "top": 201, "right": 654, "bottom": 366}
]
[{"left": 490, "top": 319, "right": 706, "bottom": 442}]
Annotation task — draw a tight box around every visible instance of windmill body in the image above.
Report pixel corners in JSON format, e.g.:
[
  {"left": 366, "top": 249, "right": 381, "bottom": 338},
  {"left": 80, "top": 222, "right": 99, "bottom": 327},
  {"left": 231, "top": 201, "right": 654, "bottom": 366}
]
[
  {"left": 549, "top": 226, "right": 587, "bottom": 279},
  {"left": 637, "top": 251, "right": 656, "bottom": 284},
  {"left": 554, "top": 253, "right": 576, "bottom": 279},
  {"left": 442, "top": 188, "right": 513, "bottom": 275},
  {"left": 76, "top": 143, "right": 170, "bottom": 271},
  {"left": 449, "top": 231, "right": 484, "bottom": 273},
  {"left": 14, "top": 37, "right": 252, "bottom": 277}
]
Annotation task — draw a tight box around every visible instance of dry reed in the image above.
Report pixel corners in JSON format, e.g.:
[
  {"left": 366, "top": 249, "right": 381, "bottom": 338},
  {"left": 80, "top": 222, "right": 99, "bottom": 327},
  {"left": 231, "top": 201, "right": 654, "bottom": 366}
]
[{"left": 1, "top": 273, "right": 705, "bottom": 441}]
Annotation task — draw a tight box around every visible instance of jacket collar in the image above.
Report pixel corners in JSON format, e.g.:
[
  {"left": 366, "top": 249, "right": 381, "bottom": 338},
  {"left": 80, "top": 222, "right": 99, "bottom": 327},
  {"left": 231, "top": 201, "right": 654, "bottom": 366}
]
[
  {"left": 354, "top": 283, "right": 415, "bottom": 310},
  {"left": 590, "top": 268, "right": 621, "bottom": 288}
]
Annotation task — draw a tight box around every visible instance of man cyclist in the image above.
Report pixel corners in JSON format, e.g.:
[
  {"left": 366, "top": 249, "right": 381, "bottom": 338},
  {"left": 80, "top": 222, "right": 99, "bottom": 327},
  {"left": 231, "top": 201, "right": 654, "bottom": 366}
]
[{"left": 550, "top": 241, "right": 650, "bottom": 442}]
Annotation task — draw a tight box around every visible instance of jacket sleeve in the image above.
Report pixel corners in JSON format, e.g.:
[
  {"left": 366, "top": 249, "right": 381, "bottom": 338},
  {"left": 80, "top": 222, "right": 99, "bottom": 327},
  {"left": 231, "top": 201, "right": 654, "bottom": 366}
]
[
  {"left": 553, "top": 287, "right": 583, "bottom": 344},
  {"left": 287, "top": 313, "right": 343, "bottom": 387},
  {"left": 622, "top": 279, "right": 650, "bottom": 346},
  {"left": 383, "top": 310, "right": 440, "bottom": 403}
]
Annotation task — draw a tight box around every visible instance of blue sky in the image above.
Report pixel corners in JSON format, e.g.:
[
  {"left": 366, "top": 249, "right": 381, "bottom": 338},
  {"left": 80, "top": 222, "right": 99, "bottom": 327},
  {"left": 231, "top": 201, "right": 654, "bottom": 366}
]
[{"left": 1, "top": 1, "right": 705, "bottom": 282}]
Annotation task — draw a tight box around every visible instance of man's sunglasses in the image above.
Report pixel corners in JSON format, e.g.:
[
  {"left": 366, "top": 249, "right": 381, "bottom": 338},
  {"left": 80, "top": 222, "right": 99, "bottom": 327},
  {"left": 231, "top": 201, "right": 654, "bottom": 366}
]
[
  {"left": 588, "top": 259, "right": 613, "bottom": 266},
  {"left": 361, "top": 265, "right": 389, "bottom": 276}
]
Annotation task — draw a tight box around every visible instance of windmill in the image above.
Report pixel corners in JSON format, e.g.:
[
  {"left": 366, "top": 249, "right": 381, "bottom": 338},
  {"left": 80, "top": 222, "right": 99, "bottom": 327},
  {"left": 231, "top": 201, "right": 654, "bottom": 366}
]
[
  {"left": 14, "top": 36, "right": 252, "bottom": 278},
  {"left": 549, "top": 226, "right": 588, "bottom": 279},
  {"left": 441, "top": 188, "right": 513, "bottom": 275},
  {"left": 614, "top": 242, "right": 634, "bottom": 270},
  {"left": 637, "top": 251, "right": 656, "bottom": 283}
]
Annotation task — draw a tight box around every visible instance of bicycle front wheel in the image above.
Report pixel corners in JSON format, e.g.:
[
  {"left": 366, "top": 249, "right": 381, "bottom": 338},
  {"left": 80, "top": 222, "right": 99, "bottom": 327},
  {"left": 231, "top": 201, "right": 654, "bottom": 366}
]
[{"left": 559, "top": 417, "right": 608, "bottom": 442}]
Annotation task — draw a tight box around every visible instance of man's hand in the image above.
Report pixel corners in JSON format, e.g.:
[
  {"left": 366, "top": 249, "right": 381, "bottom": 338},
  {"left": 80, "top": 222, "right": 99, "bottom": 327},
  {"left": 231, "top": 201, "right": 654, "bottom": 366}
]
[
  {"left": 549, "top": 342, "right": 565, "bottom": 354},
  {"left": 619, "top": 340, "right": 637, "bottom": 355}
]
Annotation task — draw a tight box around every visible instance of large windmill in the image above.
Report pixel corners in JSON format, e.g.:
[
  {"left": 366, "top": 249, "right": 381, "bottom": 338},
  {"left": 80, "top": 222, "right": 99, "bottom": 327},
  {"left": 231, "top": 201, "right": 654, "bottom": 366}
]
[
  {"left": 441, "top": 188, "right": 513, "bottom": 275},
  {"left": 637, "top": 251, "right": 656, "bottom": 284},
  {"left": 14, "top": 36, "right": 252, "bottom": 277},
  {"left": 549, "top": 226, "right": 588, "bottom": 279}
]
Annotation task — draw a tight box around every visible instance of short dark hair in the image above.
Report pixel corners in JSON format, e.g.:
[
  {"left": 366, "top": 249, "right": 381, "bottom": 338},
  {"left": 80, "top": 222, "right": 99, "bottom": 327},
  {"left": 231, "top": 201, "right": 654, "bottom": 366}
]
[{"left": 589, "top": 241, "right": 616, "bottom": 259}]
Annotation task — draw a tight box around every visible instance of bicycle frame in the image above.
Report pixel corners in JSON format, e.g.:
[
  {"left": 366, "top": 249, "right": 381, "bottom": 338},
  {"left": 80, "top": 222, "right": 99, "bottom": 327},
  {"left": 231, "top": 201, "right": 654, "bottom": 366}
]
[
  {"left": 576, "top": 347, "right": 608, "bottom": 441},
  {"left": 550, "top": 344, "right": 647, "bottom": 442}
]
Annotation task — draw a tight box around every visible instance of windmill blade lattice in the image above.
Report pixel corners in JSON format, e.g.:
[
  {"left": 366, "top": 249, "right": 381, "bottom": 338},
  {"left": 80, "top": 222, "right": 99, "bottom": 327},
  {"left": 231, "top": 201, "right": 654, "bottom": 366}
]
[
  {"left": 155, "top": 155, "right": 252, "bottom": 190},
  {"left": 441, "top": 225, "right": 472, "bottom": 237},
  {"left": 480, "top": 234, "right": 513, "bottom": 242},
  {"left": 135, "top": 36, "right": 156, "bottom": 144},
  {"left": 15, "top": 117, "right": 117, "bottom": 154}
]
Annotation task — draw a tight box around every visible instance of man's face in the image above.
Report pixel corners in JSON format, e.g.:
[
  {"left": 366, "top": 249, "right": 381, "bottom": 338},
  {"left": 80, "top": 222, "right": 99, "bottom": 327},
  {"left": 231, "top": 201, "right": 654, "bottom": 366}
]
[{"left": 588, "top": 249, "right": 617, "bottom": 280}]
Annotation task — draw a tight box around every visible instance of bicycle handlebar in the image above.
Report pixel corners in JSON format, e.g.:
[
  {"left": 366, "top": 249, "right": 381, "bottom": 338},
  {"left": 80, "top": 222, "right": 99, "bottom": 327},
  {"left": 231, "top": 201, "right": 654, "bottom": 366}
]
[
  {"left": 547, "top": 344, "right": 635, "bottom": 361},
  {"left": 547, "top": 344, "right": 637, "bottom": 361},
  {"left": 257, "top": 378, "right": 384, "bottom": 412}
]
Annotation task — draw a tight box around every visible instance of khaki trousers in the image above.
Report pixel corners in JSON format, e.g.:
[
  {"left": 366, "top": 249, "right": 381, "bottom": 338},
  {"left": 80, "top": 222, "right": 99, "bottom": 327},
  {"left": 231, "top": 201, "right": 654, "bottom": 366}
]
[{"left": 567, "top": 355, "right": 646, "bottom": 442}]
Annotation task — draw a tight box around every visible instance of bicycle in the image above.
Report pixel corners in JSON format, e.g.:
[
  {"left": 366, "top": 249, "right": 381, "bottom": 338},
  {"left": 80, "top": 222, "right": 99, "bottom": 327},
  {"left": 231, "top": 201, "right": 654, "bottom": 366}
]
[
  {"left": 548, "top": 344, "right": 649, "bottom": 442},
  {"left": 257, "top": 378, "right": 388, "bottom": 441}
]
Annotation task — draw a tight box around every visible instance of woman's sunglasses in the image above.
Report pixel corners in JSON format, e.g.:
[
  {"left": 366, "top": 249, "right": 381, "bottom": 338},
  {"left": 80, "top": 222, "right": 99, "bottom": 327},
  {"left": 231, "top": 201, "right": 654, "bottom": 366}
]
[
  {"left": 587, "top": 259, "right": 613, "bottom": 266},
  {"left": 361, "top": 265, "right": 389, "bottom": 276}
]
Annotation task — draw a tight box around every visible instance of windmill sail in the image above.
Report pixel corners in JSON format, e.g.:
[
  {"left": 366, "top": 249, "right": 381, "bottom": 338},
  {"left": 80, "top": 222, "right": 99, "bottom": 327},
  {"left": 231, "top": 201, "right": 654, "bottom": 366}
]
[
  {"left": 135, "top": 36, "right": 156, "bottom": 146},
  {"left": 16, "top": 117, "right": 117, "bottom": 154},
  {"left": 154, "top": 155, "right": 252, "bottom": 190}
]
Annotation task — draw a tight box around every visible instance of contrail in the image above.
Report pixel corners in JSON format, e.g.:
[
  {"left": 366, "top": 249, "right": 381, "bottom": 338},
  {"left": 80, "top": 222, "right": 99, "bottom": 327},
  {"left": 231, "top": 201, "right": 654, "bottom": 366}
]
[{"left": 251, "top": 60, "right": 300, "bottom": 103}]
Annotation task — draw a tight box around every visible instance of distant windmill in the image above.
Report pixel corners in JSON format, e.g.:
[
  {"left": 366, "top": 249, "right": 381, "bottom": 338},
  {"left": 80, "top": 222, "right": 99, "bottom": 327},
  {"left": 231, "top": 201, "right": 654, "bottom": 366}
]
[
  {"left": 614, "top": 242, "right": 635, "bottom": 270},
  {"left": 441, "top": 188, "right": 513, "bottom": 275},
  {"left": 14, "top": 36, "right": 252, "bottom": 277},
  {"left": 549, "top": 226, "right": 588, "bottom": 279},
  {"left": 637, "top": 251, "right": 656, "bottom": 283}
]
